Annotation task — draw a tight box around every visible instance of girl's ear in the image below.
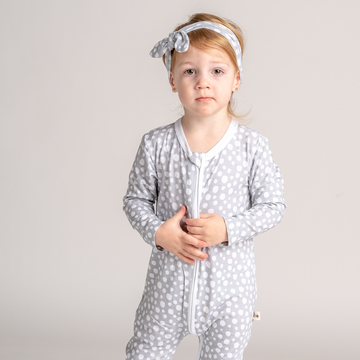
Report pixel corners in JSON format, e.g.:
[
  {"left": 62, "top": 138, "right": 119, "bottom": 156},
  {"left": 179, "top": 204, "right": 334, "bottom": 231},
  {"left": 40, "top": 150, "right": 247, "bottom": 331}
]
[
  {"left": 170, "top": 71, "right": 175, "bottom": 87},
  {"left": 170, "top": 72, "right": 177, "bottom": 93},
  {"left": 233, "top": 70, "right": 240, "bottom": 91}
]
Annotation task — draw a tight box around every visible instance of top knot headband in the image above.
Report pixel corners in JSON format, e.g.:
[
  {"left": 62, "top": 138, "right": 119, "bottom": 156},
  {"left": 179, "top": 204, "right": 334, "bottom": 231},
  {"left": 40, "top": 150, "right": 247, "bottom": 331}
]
[{"left": 149, "top": 20, "right": 243, "bottom": 84}]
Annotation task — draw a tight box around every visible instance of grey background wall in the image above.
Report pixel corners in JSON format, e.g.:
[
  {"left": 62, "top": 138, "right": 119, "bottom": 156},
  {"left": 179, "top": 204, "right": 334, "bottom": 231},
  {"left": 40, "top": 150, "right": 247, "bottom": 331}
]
[{"left": 1, "top": 1, "right": 359, "bottom": 359}]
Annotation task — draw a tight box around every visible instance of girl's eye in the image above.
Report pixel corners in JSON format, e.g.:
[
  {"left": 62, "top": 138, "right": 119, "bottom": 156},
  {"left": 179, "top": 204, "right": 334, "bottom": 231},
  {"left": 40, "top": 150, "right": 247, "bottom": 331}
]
[
  {"left": 183, "top": 69, "right": 224, "bottom": 75},
  {"left": 213, "top": 69, "right": 224, "bottom": 75}
]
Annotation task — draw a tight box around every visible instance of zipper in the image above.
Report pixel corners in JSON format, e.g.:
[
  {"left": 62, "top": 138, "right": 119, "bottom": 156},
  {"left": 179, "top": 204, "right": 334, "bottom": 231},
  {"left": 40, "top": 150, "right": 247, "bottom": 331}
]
[{"left": 188, "top": 153, "right": 206, "bottom": 334}]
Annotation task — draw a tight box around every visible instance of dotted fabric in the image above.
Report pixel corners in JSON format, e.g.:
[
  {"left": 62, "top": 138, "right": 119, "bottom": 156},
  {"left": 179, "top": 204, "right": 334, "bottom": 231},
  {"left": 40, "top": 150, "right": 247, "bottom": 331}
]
[
  {"left": 123, "top": 117, "right": 286, "bottom": 359},
  {"left": 149, "top": 21, "right": 243, "bottom": 84}
]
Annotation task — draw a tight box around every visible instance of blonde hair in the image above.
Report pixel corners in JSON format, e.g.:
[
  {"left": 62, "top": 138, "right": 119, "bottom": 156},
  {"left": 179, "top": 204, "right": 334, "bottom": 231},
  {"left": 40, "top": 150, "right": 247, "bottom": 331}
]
[{"left": 163, "top": 12, "right": 251, "bottom": 124}]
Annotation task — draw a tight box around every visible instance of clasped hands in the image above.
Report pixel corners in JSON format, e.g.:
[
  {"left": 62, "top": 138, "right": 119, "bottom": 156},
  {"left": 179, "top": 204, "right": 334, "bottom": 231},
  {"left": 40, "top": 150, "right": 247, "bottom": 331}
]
[{"left": 154, "top": 205, "right": 228, "bottom": 265}]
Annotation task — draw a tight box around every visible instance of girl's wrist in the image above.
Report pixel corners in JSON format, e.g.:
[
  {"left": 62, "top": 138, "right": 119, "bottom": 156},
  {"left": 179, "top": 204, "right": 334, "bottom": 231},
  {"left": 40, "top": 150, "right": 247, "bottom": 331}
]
[
  {"left": 222, "top": 217, "right": 229, "bottom": 243},
  {"left": 154, "top": 225, "right": 163, "bottom": 246},
  {"left": 155, "top": 229, "right": 165, "bottom": 251}
]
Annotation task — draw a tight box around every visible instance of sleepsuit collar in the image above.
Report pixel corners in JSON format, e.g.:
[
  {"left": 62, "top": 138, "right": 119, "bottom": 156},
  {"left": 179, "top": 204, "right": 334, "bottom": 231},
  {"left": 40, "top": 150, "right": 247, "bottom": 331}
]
[{"left": 174, "top": 116, "right": 238, "bottom": 166}]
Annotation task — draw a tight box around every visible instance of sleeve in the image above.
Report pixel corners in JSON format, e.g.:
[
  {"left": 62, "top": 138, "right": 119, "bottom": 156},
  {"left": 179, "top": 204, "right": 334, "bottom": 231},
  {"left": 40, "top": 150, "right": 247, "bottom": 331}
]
[
  {"left": 222, "top": 134, "right": 286, "bottom": 246},
  {"left": 122, "top": 134, "right": 165, "bottom": 251}
]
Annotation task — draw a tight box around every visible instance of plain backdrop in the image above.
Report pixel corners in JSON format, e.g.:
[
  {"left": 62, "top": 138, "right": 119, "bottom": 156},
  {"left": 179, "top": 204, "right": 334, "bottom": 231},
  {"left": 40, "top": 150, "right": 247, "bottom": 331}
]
[{"left": 1, "top": 0, "right": 360, "bottom": 359}]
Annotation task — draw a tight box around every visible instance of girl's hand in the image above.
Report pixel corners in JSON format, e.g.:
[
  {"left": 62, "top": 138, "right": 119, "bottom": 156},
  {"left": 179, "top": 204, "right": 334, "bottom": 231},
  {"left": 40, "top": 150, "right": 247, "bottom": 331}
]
[
  {"left": 184, "top": 213, "right": 228, "bottom": 247},
  {"left": 155, "top": 206, "right": 208, "bottom": 265}
]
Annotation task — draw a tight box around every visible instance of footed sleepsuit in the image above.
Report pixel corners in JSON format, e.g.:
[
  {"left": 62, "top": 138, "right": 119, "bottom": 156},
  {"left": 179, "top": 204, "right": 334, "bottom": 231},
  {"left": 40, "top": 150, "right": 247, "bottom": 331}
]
[{"left": 123, "top": 117, "right": 286, "bottom": 360}]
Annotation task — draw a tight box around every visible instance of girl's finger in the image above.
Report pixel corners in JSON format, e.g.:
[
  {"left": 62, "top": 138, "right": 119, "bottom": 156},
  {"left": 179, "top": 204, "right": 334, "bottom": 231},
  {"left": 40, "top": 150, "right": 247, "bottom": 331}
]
[
  {"left": 199, "top": 213, "right": 213, "bottom": 219},
  {"left": 189, "top": 233, "right": 203, "bottom": 240},
  {"left": 182, "top": 247, "right": 207, "bottom": 261},
  {"left": 183, "top": 233, "right": 206, "bottom": 247},
  {"left": 176, "top": 252, "right": 194, "bottom": 265},
  {"left": 187, "top": 225, "right": 202, "bottom": 235},
  {"left": 185, "top": 218, "right": 206, "bottom": 226}
]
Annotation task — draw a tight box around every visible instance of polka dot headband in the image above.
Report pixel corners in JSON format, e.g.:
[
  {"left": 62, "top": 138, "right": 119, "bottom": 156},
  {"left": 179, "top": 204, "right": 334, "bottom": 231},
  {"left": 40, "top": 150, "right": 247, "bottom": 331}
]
[{"left": 149, "top": 20, "right": 243, "bottom": 84}]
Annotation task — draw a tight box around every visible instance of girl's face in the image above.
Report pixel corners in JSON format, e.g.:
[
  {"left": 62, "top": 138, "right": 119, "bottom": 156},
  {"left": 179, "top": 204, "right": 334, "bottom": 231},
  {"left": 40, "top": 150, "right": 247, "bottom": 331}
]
[{"left": 170, "top": 45, "right": 240, "bottom": 119}]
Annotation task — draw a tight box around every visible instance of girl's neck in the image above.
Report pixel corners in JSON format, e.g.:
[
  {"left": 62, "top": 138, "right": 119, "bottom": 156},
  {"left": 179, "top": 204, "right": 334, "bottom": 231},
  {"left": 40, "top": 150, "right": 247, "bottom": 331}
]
[
  {"left": 180, "top": 112, "right": 233, "bottom": 153},
  {"left": 181, "top": 111, "right": 232, "bottom": 135}
]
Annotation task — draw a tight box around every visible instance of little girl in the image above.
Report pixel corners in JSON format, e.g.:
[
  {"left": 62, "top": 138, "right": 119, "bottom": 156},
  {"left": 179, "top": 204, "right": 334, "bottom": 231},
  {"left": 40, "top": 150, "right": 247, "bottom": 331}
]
[{"left": 123, "top": 12, "right": 286, "bottom": 360}]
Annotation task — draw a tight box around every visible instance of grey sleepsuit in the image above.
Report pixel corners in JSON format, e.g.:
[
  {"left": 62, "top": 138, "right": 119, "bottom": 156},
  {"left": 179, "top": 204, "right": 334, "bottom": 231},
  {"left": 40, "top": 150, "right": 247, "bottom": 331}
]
[{"left": 123, "top": 117, "right": 286, "bottom": 360}]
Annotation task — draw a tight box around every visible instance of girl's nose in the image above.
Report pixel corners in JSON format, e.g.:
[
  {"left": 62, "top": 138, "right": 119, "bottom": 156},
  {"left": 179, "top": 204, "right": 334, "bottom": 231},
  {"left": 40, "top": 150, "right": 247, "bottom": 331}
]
[{"left": 195, "top": 72, "right": 210, "bottom": 89}]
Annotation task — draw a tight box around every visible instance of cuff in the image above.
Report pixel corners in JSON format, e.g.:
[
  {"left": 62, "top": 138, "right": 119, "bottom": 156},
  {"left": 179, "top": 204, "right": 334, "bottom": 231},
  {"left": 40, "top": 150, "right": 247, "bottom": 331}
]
[
  {"left": 222, "top": 215, "right": 242, "bottom": 247},
  {"left": 150, "top": 219, "right": 166, "bottom": 252}
]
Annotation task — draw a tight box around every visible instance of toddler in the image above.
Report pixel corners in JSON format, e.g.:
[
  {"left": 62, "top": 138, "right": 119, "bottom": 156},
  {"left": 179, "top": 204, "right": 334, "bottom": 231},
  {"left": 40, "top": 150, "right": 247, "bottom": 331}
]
[{"left": 123, "top": 12, "right": 286, "bottom": 360}]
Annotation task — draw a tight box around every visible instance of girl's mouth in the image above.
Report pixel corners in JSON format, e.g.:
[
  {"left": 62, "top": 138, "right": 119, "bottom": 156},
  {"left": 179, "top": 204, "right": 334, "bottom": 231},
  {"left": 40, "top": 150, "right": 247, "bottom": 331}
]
[{"left": 196, "top": 97, "right": 213, "bottom": 102}]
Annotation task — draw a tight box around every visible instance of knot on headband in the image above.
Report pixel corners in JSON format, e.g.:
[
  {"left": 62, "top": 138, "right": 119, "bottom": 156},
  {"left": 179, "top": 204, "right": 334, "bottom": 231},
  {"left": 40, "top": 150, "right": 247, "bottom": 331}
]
[
  {"left": 149, "top": 20, "right": 243, "bottom": 85},
  {"left": 150, "top": 30, "right": 189, "bottom": 58}
]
